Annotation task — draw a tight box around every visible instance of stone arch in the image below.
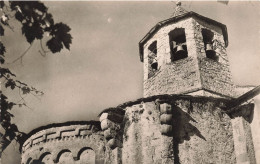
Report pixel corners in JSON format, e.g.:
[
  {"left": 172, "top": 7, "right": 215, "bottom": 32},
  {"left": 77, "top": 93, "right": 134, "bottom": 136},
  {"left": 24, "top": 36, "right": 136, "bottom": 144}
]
[
  {"left": 201, "top": 28, "right": 218, "bottom": 61},
  {"left": 39, "top": 152, "right": 51, "bottom": 161},
  {"left": 168, "top": 28, "right": 188, "bottom": 61},
  {"left": 26, "top": 157, "right": 32, "bottom": 164},
  {"left": 55, "top": 149, "right": 74, "bottom": 163},
  {"left": 77, "top": 147, "right": 95, "bottom": 163}
]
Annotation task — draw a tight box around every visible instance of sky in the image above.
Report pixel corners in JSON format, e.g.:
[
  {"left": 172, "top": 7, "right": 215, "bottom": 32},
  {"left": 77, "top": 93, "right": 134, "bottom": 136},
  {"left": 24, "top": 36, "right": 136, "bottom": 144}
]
[{"left": 2, "top": 1, "right": 260, "bottom": 163}]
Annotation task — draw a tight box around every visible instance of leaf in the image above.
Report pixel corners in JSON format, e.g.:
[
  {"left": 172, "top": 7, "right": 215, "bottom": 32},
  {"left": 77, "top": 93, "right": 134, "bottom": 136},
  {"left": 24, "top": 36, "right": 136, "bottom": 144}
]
[
  {"left": 21, "top": 86, "right": 30, "bottom": 94},
  {"left": 15, "top": 5, "right": 22, "bottom": 13},
  {"left": 6, "top": 112, "right": 14, "bottom": 117},
  {"left": 0, "top": 1, "right": 4, "bottom": 8},
  {"left": 46, "top": 36, "right": 63, "bottom": 53},
  {"left": 1, "top": 14, "right": 9, "bottom": 25},
  {"left": 21, "top": 23, "right": 35, "bottom": 43},
  {"left": 0, "top": 56, "right": 5, "bottom": 64},
  {"left": 16, "top": 132, "right": 27, "bottom": 152},
  {"left": 5, "top": 79, "right": 16, "bottom": 90},
  {"left": 0, "top": 24, "right": 4, "bottom": 36},
  {"left": 6, "top": 129, "right": 16, "bottom": 140},
  {"left": 0, "top": 41, "right": 6, "bottom": 55},
  {"left": 7, "top": 102, "right": 15, "bottom": 110},
  {"left": 1, "top": 116, "right": 11, "bottom": 128},
  {"left": 10, "top": 124, "right": 18, "bottom": 132},
  {"left": 47, "top": 23, "right": 72, "bottom": 52},
  {"left": 16, "top": 132, "right": 26, "bottom": 145},
  {"left": 22, "top": 22, "right": 44, "bottom": 43},
  {"left": 61, "top": 33, "right": 72, "bottom": 50},
  {"left": 30, "top": 1, "right": 47, "bottom": 13},
  {"left": 14, "top": 12, "right": 24, "bottom": 23},
  {"left": 0, "top": 92, "right": 8, "bottom": 100},
  {"left": 44, "top": 13, "right": 54, "bottom": 26},
  {"left": 0, "top": 67, "right": 16, "bottom": 78}
]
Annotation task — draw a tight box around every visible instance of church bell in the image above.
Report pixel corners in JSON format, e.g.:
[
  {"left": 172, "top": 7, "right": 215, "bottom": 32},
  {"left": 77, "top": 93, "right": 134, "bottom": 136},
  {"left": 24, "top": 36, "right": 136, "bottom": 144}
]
[
  {"left": 175, "top": 45, "right": 186, "bottom": 56},
  {"left": 205, "top": 43, "right": 216, "bottom": 59},
  {"left": 151, "top": 58, "right": 158, "bottom": 70}
]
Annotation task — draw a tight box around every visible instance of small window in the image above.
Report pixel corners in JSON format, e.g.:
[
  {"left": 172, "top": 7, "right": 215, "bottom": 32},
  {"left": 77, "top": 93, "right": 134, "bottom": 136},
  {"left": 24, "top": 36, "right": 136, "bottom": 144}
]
[
  {"left": 169, "top": 28, "right": 188, "bottom": 62},
  {"left": 148, "top": 41, "right": 158, "bottom": 78},
  {"left": 202, "top": 29, "right": 218, "bottom": 61}
]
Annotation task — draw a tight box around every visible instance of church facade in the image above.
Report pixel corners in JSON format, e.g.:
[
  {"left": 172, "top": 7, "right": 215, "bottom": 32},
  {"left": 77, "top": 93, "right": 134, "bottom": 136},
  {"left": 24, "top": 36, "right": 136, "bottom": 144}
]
[{"left": 21, "top": 4, "right": 260, "bottom": 164}]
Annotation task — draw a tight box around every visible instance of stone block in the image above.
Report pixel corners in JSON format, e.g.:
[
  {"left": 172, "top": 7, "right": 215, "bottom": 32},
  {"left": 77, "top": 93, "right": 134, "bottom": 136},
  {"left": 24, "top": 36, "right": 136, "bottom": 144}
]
[
  {"left": 104, "top": 128, "right": 117, "bottom": 140},
  {"left": 101, "top": 119, "right": 120, "bottom": 131},
  {"left": 107, "top": 138, "right": 121, "bottom": 149},
  {"left": 99, "top": 113, "right": 124, "bottom": 123},
  {"left": 160, "top": 124, "right": 172, "bottom": 136},
  {"left": 160, "top": 114, "right": 173, "bottom": 124},
  {"left": 160, "top": 103, "right": 172, "bottom": 114}
]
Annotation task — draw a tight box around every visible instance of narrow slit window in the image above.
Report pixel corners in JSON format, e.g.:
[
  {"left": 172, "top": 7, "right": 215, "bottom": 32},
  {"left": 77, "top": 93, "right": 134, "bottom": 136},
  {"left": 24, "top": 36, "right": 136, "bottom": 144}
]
[{"left": 168, "top": 28, "right": 188, "bottom": 62}]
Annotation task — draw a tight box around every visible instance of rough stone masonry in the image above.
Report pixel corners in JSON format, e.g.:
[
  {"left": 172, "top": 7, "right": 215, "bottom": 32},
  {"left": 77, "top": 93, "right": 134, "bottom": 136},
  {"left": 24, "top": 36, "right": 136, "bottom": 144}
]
[{"left": 21, "top": 5, "right": 260, "bottom": 164}]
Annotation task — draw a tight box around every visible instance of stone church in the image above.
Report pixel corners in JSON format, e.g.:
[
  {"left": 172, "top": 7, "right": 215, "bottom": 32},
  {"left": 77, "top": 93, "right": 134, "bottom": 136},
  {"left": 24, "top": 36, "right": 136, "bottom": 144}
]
[{"left": 21, "top": 3, "right": 260, "bottom": 164}]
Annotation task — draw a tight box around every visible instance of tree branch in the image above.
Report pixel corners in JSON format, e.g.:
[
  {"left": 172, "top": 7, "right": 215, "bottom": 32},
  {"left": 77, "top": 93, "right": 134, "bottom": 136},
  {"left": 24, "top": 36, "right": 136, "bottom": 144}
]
[
  {"left": 39, "top": 39, "right": 50, "bottom": 57},
  {"left": 6, "top": 42, "right": 34, "bottom": 64}
]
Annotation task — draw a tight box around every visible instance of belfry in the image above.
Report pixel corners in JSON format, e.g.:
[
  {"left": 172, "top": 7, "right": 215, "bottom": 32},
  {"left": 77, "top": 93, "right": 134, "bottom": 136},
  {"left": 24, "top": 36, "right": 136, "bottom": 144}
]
[{"left": 139, "top": 2, "right": 234, "bottom": 98}]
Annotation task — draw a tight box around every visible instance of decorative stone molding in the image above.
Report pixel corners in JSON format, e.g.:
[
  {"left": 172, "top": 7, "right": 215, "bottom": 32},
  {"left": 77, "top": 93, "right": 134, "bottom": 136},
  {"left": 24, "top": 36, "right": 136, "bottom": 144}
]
[
  {"left": 22, "top": 124, "right": 100, "bottom": 152},
  {"left": 21, "top": 122, "right": 105, "bottom": 164},
  {"left": 159, "top": 103, "right": 173, "bottom": 136}
]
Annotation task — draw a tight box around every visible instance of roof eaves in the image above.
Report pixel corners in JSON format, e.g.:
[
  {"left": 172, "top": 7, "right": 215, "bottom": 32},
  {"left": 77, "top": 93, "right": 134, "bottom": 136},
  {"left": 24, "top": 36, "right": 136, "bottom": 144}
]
[
  {"left": 138, "top": 12, "right": 228, "bottom": 62},
  {"left": 26, "top": 120, "right": 101, "bottom": 138}
]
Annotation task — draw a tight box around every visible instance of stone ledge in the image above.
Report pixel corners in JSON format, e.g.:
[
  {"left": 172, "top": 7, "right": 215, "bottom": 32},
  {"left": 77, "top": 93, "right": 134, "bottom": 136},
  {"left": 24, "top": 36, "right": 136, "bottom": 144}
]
[
  {"left": 22, "top": 121, "right": 102, "bottom": 152},
  {"left": 99, "top": 94, "right": 232, "bottom": 116}
]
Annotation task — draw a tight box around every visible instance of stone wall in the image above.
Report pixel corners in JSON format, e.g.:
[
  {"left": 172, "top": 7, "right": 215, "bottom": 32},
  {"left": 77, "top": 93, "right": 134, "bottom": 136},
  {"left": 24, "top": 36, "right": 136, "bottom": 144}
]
[
  {"left": 21, "top": 122, "right": 105, "bottom": 164},
  {"left": 143, "top": 18, "right": 202, "bottom": 97},
  {"left": 251, "top": 95, "right": 260, "bottom": 163},
  {"left": 144, "top": 57, "right": 201, "bottom": 97},
  {"left": 194, "top": 18, "right": 235, "bottom": 97},
  {"left": 122, "top": 102, "right": 162, "bottom": 164},
  {"left": 142, "top": 17, "right": 234, "bottom": 98},
  {"left": 230, "top": 102, "right": 258, "bottom": 164},
  {"left": 21, "top": 95, "right": 258, "bottom": 164},
  {"left": 99, "top": 95, "right": 256, "bottom": 164}
]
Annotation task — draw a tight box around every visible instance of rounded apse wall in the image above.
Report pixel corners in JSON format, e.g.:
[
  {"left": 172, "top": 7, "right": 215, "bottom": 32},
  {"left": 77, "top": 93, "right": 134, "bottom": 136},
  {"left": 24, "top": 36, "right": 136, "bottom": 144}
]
[{"left": 21, "top": 121, "right": 105, "bottom": 164}]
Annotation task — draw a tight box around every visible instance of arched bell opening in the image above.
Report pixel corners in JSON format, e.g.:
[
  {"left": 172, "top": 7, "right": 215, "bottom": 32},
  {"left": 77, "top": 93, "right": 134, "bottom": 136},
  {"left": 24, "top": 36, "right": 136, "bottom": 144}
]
[
  {"left": 169, "top": 28, "right": 188, "bottom": 62},
  {"left": 202, "top": 29, "right": 219, "bottom": 61},
  {"left": 148, "top": 40, "right": 158, "bottom": 78}
]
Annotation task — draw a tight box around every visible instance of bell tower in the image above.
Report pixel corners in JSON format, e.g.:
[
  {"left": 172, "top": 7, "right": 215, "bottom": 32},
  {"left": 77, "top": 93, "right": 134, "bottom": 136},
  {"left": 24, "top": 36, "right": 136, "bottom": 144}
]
[{"left": 139, "top": 2, "right": 235, "bottom": 98}]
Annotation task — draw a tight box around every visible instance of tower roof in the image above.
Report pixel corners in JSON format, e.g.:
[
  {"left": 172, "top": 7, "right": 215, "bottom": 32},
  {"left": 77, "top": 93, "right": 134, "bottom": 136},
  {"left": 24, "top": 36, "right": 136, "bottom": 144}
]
[{"left": 138, "top": 11, "right": 229, "bottom": 62}]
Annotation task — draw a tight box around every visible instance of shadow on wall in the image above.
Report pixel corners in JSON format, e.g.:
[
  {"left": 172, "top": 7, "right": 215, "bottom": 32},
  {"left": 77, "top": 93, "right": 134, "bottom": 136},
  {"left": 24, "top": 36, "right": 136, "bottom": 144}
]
[
  {"left": 171, "top": 105, "right": 206, "bottom": 164},
  {"left": 230, "top": 103, "right": 254, "bottom": 123}
]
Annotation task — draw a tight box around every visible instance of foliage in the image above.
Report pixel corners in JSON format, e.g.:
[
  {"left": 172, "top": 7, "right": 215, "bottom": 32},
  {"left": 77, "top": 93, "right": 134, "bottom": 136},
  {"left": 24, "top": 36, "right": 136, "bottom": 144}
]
[{"left": 0, "top": 1, "right": 72, "bottom": 155}]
